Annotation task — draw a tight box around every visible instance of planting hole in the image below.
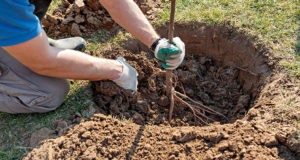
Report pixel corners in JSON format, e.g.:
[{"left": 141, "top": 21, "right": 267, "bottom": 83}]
[{"left": 92, "top": 24, "right": 272, "bottom": 126}]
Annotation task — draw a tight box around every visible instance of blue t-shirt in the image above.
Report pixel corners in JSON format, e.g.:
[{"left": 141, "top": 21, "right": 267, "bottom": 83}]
[{"left": 0, "top": 0, "right": 42, "bottom": 47}]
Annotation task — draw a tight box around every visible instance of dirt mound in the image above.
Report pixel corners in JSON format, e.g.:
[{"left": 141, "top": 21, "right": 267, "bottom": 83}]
[
  {"left": 42, "top": 0, "right": 163, "bottom": 37},
  {"left": 25, "top": 111, "right": 298, "bottom": 159},
  {"left": 24, "top": 24, "right": 300, "bottom": 159}
]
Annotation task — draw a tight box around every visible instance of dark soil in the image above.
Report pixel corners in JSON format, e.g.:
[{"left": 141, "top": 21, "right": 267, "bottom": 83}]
[{"left": 92, "top": 49, "right": 250, "bottom": 126}]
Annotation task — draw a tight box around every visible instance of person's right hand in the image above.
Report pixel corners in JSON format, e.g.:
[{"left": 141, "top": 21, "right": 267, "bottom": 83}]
[
  {"left": 154, "top": 37, "right": 185, "bottom": 69},
  {"left": 112, "top": 57, "right": 138, "bottom": 91}
]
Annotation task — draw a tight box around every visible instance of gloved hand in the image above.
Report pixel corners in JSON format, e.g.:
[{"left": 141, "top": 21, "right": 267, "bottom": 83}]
[
  {"left": 112, "top": 57, "right": 138, "bottom": 91},
  {"left": 153, "top": 37, "right": 185, "bottom": 69}
]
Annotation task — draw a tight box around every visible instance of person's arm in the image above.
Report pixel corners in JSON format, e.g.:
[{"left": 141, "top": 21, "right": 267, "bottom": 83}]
[
  {"left": 3, "top": 30, "right": 122, "bottom": 80},
  {"left": 100, "top": 0, "right": 160, "bottom": 48}
]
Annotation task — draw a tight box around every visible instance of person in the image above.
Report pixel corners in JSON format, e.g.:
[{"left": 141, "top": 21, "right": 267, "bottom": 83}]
[{"left": 0, "top": 0, "right": 185, "bottom": 114}]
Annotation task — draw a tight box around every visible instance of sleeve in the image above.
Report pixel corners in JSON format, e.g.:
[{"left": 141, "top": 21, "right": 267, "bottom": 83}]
[{"left": 0, "top": 0, "right": 42, "bottom": 47}]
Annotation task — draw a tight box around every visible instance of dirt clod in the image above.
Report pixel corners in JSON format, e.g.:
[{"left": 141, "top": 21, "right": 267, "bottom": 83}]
[
  {"left": 43, "top": 0, "right": 163, "bottom": 37},
  {"left": 133, "top": 112, "right": 145, "bottom": 125},
  {"left": 158, "top": 95, "right": 169, "bottom": 107},
  {"left": 71, "top": 23, "right": 82, "bottom": 36},
  {"left": 29, "top": 128, "right": 56, "bottom": 147},
  {"left": 172, "top": 128, "right": 196, "bottom": 143}
]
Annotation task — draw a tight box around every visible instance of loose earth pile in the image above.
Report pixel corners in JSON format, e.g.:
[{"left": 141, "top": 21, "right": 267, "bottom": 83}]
[{"left": 42, "top": 0, "right": 162, "bottom": 37}]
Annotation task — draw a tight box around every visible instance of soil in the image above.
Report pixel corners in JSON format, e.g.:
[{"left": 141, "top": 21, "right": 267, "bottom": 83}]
[
  {"left": 25, "top": 23, "right": 300, "bottom": 159},
  {"left": 42, "top": 0, "right": 163, "bottom": 37},
  {"left": 91, "top": 50, "right": 250, "bottom": 126},
  {"left": 25, "top": 105, "right": 299, "bottom": 160},
  {"left": 24, "top": 1, "right": 300, "bottom": 158}
]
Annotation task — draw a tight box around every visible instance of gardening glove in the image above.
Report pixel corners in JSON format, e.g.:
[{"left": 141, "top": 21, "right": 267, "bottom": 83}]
[
  {"left": 153, "top": 37, "right": 185, "bottom": 69},
  {"left": 112, "top": 57, "right": 138, "bottom": 92}
]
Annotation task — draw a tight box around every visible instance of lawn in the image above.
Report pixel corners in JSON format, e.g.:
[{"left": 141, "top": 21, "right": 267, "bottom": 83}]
[{"left": 0, "top": 0, "right": 299, "bottom": 159}]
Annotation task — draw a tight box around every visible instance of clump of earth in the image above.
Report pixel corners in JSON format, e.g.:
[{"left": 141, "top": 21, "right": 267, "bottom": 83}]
[
  {"left": 42, "top": 0, "right": 163, "bottom": 37},
  {"left": 92, "top": 48, "right": 251, "bottom": 126}
]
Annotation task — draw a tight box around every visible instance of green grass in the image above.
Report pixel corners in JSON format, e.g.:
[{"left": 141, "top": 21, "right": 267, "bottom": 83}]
[
  {"left": 0, "top": 0, "right": 299, "bottom": 159},
  {"left": 158, "top": 0, "right": 299, "bottom": 76},
  {"left": 0, "top": 81, "right": 92, "bottom": 159},
  {"left": 47, "top": 0, "right": 62, "bottom": 14}
]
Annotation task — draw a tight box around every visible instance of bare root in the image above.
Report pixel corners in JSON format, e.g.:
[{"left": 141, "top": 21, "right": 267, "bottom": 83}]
[{"left": 148, "top": 69, "right": 228, "bottom": 125}]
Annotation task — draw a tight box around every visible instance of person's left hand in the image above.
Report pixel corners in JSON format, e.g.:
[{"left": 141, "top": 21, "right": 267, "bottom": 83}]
[
  {"left": 112, "top": 57, "right": 138, "bottom": 91},
  {"left": 154, "top": 37, "right": 185, "bottom": 69}
]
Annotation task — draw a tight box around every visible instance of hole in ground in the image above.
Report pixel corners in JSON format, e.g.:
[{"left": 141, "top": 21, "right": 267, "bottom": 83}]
[{"left": 92, "top": 23, "right": 273, "bottom": 126}]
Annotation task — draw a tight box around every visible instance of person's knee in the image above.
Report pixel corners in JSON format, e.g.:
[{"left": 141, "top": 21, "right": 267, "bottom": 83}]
[
  {"left": 0, "top": 78, "right": 68, "bottom": 113},
  {"left": 37, "top": 78, "right": 70, "bottom": 112}
]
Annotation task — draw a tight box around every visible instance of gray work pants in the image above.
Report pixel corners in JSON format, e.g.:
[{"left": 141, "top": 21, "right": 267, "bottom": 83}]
[{"left": 0, "top": 48, "right": 70, "bottom": 113}]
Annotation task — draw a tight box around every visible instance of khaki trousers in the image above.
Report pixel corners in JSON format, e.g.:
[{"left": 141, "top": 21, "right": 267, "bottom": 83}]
[{"left": 0, "top": 48, "right": 70, "bottom": 113}]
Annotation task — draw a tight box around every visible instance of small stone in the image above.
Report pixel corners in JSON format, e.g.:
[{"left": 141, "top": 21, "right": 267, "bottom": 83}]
[
  {"left": 265, "top": 135, "right": 278, "bottom": 147},
  {"left": 275, "top": 132, "right": 286, "bottom": 144},
  {"left": 62, "top": 15, "right": 74, "bottom": 24},
  {"left": 132, "top": 112, "right": 144, "bottom": 125},
  {"left": 244, "top": 136, "right": 254, "bottom": 144},
  {"left": 158, "top": 96, "right": 169, "bottom": 107},
  {"left": 185, "top": 88, "right": 194, "bottom": 96},
  {"left": 217, "top": 141, "right": 229, "bottom": 151},
  {"left": 46, "top": 14, "right": 60, "bottom": 24},
  {"left": 87, "top": 16, "right": 102, "bottom": 26},
  {"left": 41, "top": 19, "right": 51, "bottom": 28},
  {"left": 203, "top": 132, "right": 224, "bottom": 142},
  {"left": 237, "top": 95, "right": 250, "bottom": 106},
  {"left": 74, "top": 0, "right": 85, "bottom": 13},
  {"left": 136, "top": 100, "right": 148, "bottom": 114},
  {"left": 81, "top": 131, "right": 91, "bottom": 138},
  {"left": 29, "top": 128, "right": 55, "bottom": 147},
  {"left": 86, "top": 139, "right": 93, "bottom": 146},
  {"left": 86, "top": 0, "right": 102, "bottom": 11},
  {"left": 54, "top": 120, "right": 68, "bottom": 130},
  {"left": 71, "top": 23, "right": 82, "bottom": 36},
  {"left": 172, "top": 128, "right": 196, "bottom": 143},
  {"left": 82, "top": 103, "right": 96, "bottom": 118},
  {"left": 286, "top": 133, "right": 300, "bottom": 154},
  {"left": 75, "top": 112, "right": 82, "bottom": 117},
  {"left": 144, "top": 144, "right": 152, "bottom": 150},
  {"left": 75, "top": 15, "right": 85, "bottom": 23},
  {"left": 103, "top": 17, "right": 114, "bottom": 27},
  {"left": 110, "top": 101, "right": 120, "bottom": 115}
]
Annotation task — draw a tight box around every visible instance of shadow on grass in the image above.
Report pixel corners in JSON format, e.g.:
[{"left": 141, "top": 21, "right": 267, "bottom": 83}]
[{"left": 0, "top": 81, "right": 92, "bottom": 159}]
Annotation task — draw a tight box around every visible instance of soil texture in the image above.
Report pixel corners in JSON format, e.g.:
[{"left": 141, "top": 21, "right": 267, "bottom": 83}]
[
  {"left": 92, "top": 49, "right": 250, "bottom": 126},
  {"left": 42, "top": 0, "right": 163, "bottom": 37},
  {"left": 24, "top": 24, "right": 300, "bottom": 159},
  {"left": 25, "top": 105, "right": 299, "bottom": 160}
]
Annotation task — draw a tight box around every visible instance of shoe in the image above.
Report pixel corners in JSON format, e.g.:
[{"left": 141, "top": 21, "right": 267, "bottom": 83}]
[{"left": 48, "top": 37, "right": 87, "bottom": 51}]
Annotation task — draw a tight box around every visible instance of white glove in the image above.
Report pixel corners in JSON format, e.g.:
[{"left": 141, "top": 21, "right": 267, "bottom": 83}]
[
  {"left": 154, "top": 37, "right": 185, "bottom": 69},
  {"left": 112, "top": 57, "right": 138, "bottom": 91}
]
